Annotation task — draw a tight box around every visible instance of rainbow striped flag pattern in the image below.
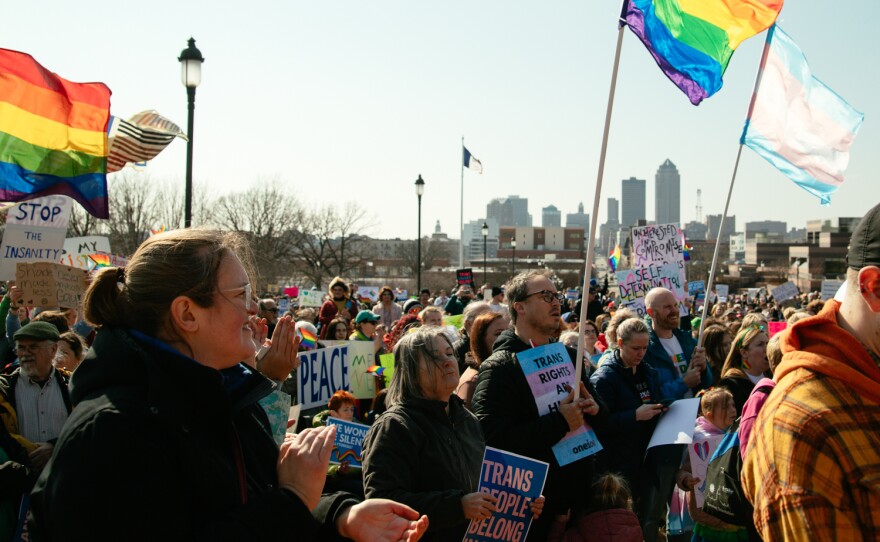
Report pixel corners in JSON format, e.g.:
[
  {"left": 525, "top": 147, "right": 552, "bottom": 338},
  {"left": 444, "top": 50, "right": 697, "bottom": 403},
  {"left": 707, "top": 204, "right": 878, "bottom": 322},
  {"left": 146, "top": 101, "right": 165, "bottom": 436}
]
[
  {"left": 608, "top": 244, "right": 622, "bottom": 272},
  {"left": 299, "top": 327, "right": 318, "bottom": 349},
  {"left": 741, "top": 26, "right": 863, "bottom": 204},
  {"left": 624, "top": 0, "right": 783, "bottom": 105},
  {"left": 0, "top": 49, "right": 111, "bottom": 217}
]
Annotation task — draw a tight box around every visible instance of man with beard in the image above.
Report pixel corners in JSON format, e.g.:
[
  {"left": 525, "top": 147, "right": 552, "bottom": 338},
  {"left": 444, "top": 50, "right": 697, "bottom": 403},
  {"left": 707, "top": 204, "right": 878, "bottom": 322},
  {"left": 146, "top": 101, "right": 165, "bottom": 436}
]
[
  {"left": 639, "top": 287, "right": 711, "bottom": 542},
  {"left": 471, "top": 270, "right": 607, "bottom": 541},
  {"left": 0, "top": 322, "right": 72, "bottom": 472}
]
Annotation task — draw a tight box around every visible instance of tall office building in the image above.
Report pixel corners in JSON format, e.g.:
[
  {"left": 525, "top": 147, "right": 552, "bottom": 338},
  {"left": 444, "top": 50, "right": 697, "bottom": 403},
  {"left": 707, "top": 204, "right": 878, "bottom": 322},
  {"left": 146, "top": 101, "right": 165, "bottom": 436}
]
[
  {"left": 621, "top": 177, "right": 646, "bottom": 228},
  {"left": 542, "top": 205, "right": 561, "bottom": 227},
  {"left": 655, "top": 159, "right": 680, "bottom": 225},
  {"left": 706, "top": 214, "right": 736, "bottom": 240},
  {"left": 565, "top": 202, "right": 590, "bottom": 241},
  {"left": 608, "top": 198, "right": 619, "bottom": 223},
  {"left": 487, "top": 195, "right": 532, "bottom": 227}
]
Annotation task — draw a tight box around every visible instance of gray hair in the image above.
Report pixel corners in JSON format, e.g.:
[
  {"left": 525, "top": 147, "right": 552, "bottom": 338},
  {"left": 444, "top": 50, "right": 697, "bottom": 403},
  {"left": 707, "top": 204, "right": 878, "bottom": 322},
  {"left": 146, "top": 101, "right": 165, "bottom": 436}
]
[
  {"left": 559, "top": 330, "right": 579, "bottom": 349},
  {"left": 461, "top": 301, "right": 491, "bottom": 335},
  {"left": 616, "top": 318, "right": 650, "bottom": 344},
  {"left": 386, "top": 326, "right": 453, "bottom": 407}
]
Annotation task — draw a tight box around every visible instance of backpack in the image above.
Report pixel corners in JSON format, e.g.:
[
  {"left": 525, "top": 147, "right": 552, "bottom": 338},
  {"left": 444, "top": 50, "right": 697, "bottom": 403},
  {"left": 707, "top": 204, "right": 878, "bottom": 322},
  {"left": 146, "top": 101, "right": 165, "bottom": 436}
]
[{"left": 701, "top": 385, "right": 773, "bottom": 526}]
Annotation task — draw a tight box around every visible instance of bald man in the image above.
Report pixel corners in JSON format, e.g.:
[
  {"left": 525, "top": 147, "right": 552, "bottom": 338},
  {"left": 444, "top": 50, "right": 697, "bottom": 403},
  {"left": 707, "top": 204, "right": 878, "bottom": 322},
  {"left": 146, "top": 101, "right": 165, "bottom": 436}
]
[{"left": 639, "top": 287, "right": 711, "bottom": 542}]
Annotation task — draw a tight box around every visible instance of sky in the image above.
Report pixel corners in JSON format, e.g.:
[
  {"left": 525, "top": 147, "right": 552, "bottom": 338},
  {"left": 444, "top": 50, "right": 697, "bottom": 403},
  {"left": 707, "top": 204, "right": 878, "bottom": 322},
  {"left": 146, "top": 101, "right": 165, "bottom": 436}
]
[{"left": 6, "top": 1, "right": 878, "bottom": 241}]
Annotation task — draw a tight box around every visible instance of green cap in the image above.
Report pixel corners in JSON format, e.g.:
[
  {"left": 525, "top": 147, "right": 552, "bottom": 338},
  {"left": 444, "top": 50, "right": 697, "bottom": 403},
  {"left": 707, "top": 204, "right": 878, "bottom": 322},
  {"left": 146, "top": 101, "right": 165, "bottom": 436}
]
[{"left": 13, "top": 321, "right": 61, "bottom": 342}]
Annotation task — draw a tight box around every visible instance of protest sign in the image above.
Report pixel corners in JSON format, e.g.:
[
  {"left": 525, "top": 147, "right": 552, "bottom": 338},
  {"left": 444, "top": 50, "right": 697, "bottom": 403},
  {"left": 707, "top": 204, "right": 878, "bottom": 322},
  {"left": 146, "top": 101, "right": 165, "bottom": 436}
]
[
  {"left": 394, "top": 289, "right": 408, "bottom": 302},
  {"left": 689, "top": 433, "right": 725, "bottom": 508},
  {"left": 297, "top": 344, "right": 351, "bottom": 409},
  {"left": 88, "top": 252, "right": 128, "bottom": 269},
  {"left": 297, "top": 289, "right": 324, "bottom": 307},
  {"left": 767, "top": 321, "right": 788, "bottom": 339},
  {"left": 357, "top": 286, "right": 379, "bottom": 302},
  {"left": 715, "top": 284, "right": 729, "bottom": 302},
  {"left": 517, "top": 343, "right": 602, "bottom": 466},
  {"left": 463, "top": 447, "right": 549, "bottom": 542},
  {"left": 0, "top": 196, "right": 73, "bottom": 280},
  {"left": 647, "top": 398, "right": 700, "bottom": 450},
  {"left": 820, "top": 280, "right": 844, "bottom": 301},
  {"left": 616, "top": 263, "right": 684, "bottom": 316},
  {"left": 564, "top": 289, "right": 579, "bottom": 301},
  {"left": 278, "top": 297, "right": 290, "bottom": 314},
  {"left": 457, "top": 268, "right": 475, "bottom": 289},
  {"left": 444, "top": 314, "right": 464, "bottom": 329},
  {"left": 284, "top": 286, "right": 299, "bottom": 298},
  {"left": 378, "top": 352, "right": 395, "bottom": 387},
  {"left": 59, "top": 236, "right": 111, "bottom": 269},
  {"left": 631, "top": 223, "right": 685, "bottom": 267},
  {"left": 327, "top": 418, "right": 369, "bottom": 468},
  {"left": 688, "top": 280, "right": 705, "bottom": 295},
  {"left": 345, "top": 341, "right": 376, "bottom": 399},
  {"left": 16, "top": 262, "right": 88, "bottom": 308},
  {"left": 771, "top": 282, "right": 799, "bottom": 303}
]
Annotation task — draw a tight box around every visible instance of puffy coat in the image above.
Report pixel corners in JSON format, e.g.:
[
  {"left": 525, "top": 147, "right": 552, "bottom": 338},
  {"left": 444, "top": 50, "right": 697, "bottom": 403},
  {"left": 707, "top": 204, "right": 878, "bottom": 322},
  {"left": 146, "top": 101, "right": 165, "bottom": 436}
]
[{"left": 362, "top": 394, "right": 484, "bottom": 542}]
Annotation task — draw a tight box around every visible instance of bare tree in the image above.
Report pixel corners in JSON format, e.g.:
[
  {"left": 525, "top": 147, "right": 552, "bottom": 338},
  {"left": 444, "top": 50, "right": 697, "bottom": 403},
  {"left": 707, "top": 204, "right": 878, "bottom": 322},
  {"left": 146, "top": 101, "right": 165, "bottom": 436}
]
[
  {"left": 395, "top": 237, "right": 449, "bottom": 276},
  {"left": 104, "top": 173, "right": 160, "bottom": 256}
]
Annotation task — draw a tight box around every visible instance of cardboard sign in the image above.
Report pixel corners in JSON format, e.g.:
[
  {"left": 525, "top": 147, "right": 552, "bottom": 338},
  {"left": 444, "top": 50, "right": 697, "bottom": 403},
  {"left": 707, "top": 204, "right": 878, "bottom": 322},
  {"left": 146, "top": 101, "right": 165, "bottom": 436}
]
[
  {"left": 464, "top": 447, "right": 549, "bottom": 542},
  {"left": 327, "top": 418, "right": 369, "bottom": 468},
  {"left": 820, "top": 280, "right": 844, "bottom": 301},
  {"left": 771, "top": 282, "right": 799, "bottom": 303},
  {"left": 297, "top": 344, "right": 351, "bottom": 409},
  {"left": 59, "top": 236, "right": 112, "bottom": 269},
  {"left": 616, "top": 263, "right": 684, "bottom": 316},
  {"left": 517, "top": 342, "right": 602, "bottom": 466},
  {"left": 0, "top": 196, "right": 73, "bottom": 280},
  {"left": 16, "top": 262, "right": 88, "bottom": 308},
  {"left": 297, "top": 289, "right": 324, "bottom": 308}
]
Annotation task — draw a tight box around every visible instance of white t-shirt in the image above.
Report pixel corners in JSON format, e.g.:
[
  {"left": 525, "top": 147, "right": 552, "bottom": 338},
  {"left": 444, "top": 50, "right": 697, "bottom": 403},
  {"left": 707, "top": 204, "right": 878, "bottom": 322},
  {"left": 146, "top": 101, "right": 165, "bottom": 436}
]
[{"left": 659, "top": 336, "right": 693, "bottom": 398}]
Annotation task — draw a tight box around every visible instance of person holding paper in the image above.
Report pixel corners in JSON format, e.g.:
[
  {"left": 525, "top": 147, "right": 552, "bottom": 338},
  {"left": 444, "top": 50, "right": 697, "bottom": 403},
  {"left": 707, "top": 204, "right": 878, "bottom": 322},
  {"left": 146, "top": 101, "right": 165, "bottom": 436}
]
[
  {"left": 362, "top": 327, "right": 495, "bottom": 541},
  {"left": 471, "top": 271, "right": 606, "bottom": 541},
  {"left": 590, "top": 318, "right": 663, "bottom": 512},
  {"left": 28, "top": 230, "right": 428, "bottom": 542}
]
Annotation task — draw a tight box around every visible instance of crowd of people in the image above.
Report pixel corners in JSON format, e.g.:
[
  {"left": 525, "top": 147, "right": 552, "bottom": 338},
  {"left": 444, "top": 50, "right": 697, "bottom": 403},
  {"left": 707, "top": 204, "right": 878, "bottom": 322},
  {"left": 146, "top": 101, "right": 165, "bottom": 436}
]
[{"left": 0, "top": 201, "right": 878, "bottom": 541}]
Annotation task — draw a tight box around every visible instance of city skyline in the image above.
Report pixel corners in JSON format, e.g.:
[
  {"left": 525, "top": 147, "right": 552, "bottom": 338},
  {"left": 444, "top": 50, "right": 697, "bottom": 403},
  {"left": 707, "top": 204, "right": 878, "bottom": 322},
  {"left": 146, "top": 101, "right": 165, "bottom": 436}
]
[{"left": 5, "top": 1, "right": 876, "bottom": 240}]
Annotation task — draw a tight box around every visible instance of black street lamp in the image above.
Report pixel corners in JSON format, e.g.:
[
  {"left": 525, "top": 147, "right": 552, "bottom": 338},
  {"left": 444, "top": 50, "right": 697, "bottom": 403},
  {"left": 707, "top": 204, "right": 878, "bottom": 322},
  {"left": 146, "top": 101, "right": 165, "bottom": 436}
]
[
  {"left": 178, "top": 38, "right": 204, "bottom": 228},
  {"left": 415, "top": 174, "right": 425, "bottom": 292},
  {"left": 481, "top": 221, "right": 489, "bottom": 285},
  {"left": 511, "top": 237, "right": 516, "bottom": 276}
]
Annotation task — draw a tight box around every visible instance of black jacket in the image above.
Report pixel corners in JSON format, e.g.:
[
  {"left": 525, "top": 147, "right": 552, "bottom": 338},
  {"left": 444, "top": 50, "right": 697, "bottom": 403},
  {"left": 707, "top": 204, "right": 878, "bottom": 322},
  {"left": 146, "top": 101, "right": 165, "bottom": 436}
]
[
  {"left": 470, "top": 330, "right": 608, "bottom": 519},
  {"left": 589, "top": 349, "right": 662, "bottom": 487},
  {"left": 28, "top": 327, "right": 355, "bottom": 542},
  {"left": 362, "top": 394, "right": 484, "bottom": 542},
  {"left": 718, "top": 373, "right": 757, "bottom": 416}
]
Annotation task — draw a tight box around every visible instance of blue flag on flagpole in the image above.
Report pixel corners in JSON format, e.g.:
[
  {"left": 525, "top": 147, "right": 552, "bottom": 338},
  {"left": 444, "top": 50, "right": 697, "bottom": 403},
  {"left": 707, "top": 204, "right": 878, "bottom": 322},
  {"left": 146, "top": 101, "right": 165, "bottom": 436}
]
[{"left": 463, "top": 146, "right": 483, "bottom": 174}]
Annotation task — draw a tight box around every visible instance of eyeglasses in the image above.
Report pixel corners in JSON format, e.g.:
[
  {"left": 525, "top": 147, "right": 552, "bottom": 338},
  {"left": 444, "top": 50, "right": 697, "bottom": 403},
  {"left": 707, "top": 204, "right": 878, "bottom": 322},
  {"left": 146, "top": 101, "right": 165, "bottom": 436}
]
[
  {"left": 218, "top": 283, "right": 253, "bottom": 311},
  {"left": 583, "top": 328, "right": 598, "bottom": 336},
  {"left": 524, "top": 290, "right": 561, "bottom": 304},
  {"left": 15, "top": 343, "right": 52, "bottom": 355}
]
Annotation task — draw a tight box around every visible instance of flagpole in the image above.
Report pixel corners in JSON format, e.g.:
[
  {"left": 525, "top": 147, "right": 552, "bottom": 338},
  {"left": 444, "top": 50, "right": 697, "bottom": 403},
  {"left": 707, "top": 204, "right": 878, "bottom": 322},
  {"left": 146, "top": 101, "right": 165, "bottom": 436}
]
[
  {"left": 697, "top": 26, "right": 775, "bottom": 345},
  {"left": 573, "top": 17, "right": 627, "bottom": 399},
  {"left": 460, "top": 136, "right": 465, "bottom": 269}
]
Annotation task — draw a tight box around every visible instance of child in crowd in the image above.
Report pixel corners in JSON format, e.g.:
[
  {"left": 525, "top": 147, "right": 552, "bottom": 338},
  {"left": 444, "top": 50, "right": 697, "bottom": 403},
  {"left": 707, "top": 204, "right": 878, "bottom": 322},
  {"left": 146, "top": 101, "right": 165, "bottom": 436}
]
[
  {"left": 675, "top": 388, "right": 744, "bottom": 542},
  {"left": 548, "top": 473, "right": 642, "bottom": 542},
  {"left": 313, "top": 390, "right": 364, "bottom": 499}
]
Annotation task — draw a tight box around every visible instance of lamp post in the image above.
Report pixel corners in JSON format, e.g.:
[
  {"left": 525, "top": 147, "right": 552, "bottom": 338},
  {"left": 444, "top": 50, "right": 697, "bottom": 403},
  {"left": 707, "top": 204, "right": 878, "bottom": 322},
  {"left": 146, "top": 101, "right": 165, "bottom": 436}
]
[
  {"left": 415, "top": 174, "right": 425, "bottom": 292},
  {"left": 481, "top": 221, "right": 489, "bottom": 285},
  {"left": 511, "top": 237, "right": 516, "bottom": 276},
  {"left": 178, "top": 38, "right": 204, "bottom": 228}
]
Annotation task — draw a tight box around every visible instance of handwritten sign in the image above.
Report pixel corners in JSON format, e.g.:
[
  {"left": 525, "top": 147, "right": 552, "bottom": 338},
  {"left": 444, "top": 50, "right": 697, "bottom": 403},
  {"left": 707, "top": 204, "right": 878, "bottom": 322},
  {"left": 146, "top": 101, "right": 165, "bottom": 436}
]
[
  {"left": 16, "top": 262, "right": 88, "bottom": 308},
  {"left": 327, "top": 418, "right": 369, "bottom": 468},
  {"left": 820, "top": 280, "right": 844, "bottom": 301},
  {"left": 688, "top": 280, "right": 705, "bottom": 295},
  {"left": 463, "top": 447, "right": 549, "bottom": 542},
  {"left": 297, "top": 344, "right": 351, "bottom": 409},
  {"left": 297, "top": 289, "right": 324, "bottom": 308},
  {"left": 517, "top": 342, "right": 602, "bottom": 466},
  {"left": 632, "top": 223, "right": 685, "bottom": 267},
  {"left": 616, "top": 263, "right": 684, "bottom": 316},
  {"left": 378, "top": 352, "right": 395, "bottom": 387},
  {"left": 0, "top": 196, "right": 73, "bottom": 280},
  {"left": 345, "top": 340, "right": 377, "bottom": 399},
  {"left": 59, "top": 236, "right": 111, "bottom": 269},
  {"left": 771, "top": 282, "right": 799, "bottom": 303}
]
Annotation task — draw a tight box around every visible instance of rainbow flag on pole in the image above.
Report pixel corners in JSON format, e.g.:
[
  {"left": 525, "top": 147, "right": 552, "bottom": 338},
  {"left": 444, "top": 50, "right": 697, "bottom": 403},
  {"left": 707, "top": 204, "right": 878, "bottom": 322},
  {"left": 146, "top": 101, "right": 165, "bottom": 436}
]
[
  {"left": 608, "top": 244, "right": 622, "bottom": 272},
  {"left": 624, "top": 0, "right": 783, "bottom": 105},
  {"left": 0, "top": 49, "right": 111, "bottom": 217},
  {"left": 741, "top": 26, "right": 863, "bottom": 204}
]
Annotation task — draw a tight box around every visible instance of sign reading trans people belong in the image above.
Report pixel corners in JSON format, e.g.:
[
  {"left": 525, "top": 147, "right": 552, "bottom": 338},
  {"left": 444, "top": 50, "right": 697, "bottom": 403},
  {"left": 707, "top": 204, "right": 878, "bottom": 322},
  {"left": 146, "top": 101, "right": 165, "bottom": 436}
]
[
  {"left": 516, "top": 342, "right": 602, "bottom": 467},
  {"left": 463, "top": 447, "right": 548, "bottom": 542}
]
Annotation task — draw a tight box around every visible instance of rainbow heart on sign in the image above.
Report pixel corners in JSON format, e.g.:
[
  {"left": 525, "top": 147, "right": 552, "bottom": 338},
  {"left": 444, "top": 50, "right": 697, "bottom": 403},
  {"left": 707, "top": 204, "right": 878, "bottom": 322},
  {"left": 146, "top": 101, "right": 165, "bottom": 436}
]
[{"left": 694, "top": 441, "right": 710, "bottom": 461}]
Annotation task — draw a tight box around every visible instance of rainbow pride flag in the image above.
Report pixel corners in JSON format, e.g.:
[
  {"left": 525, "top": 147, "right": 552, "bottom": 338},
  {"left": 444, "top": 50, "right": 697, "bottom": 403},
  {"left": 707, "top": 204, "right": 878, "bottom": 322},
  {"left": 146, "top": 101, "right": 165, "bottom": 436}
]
[
  {"left": 0, "top": 49, "right": 111, "bottom": 217},
  {"left": 608, "top": 244, "right": 621, "bottom": 272},
  {"left": 624, "top": 0, "right": 783, "bottom": 105},
  {"left": 299, "top": 328, "right": 318, "bottom": 349}
]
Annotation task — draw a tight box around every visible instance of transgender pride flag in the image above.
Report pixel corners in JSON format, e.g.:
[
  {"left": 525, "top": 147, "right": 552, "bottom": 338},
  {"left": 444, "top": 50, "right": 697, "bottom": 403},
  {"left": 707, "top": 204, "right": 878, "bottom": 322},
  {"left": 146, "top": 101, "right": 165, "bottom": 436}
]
[{"left": 741, "top": 26, "right": 864, "bottom": 205}]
